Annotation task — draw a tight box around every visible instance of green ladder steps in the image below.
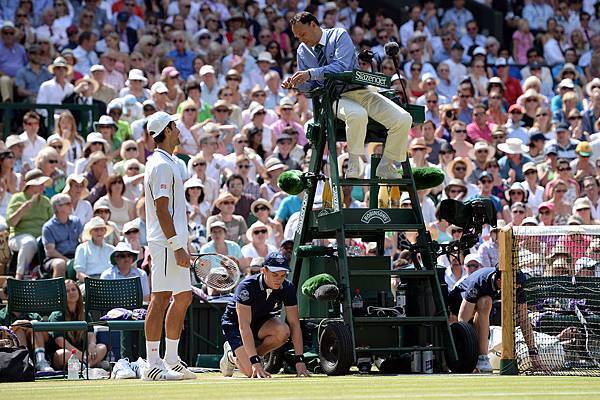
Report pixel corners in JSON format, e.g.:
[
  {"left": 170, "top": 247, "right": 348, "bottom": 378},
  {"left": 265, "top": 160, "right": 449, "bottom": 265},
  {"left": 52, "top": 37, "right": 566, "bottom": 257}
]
[{"left": 315, "top": 208, "right": 422, "bottom": 232}]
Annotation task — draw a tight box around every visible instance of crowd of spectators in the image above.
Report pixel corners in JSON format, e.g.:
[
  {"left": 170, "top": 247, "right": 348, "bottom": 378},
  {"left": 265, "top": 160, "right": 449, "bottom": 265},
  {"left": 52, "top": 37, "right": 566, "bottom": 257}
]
[{"left": 1, "top": 0, "right": 600, "bottom": 371}]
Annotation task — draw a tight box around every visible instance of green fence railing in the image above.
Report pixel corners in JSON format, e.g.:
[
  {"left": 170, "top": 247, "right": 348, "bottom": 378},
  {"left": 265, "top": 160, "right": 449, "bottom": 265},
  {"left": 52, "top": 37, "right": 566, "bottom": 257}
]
[{"left": 0, "top": 103, "right": 100, "bottom": 139}]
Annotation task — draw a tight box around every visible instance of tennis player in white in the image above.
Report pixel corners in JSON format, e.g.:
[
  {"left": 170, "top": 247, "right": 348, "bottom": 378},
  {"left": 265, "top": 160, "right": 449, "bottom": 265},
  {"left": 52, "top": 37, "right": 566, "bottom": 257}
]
[{"left": 142, "top": 112, "right": 196, "bottom": 380}]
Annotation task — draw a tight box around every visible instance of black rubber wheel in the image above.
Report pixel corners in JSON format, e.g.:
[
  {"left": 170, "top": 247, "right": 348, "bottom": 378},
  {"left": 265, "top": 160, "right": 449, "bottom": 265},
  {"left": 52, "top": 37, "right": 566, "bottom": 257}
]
[
  {"left": 318, "top": 322, "right": 354, "bottom": 375},
  {"left": 263, "top": 346, "right": 285, "bottom": 374},
  {"left": 447, "top": 321, "right": 479, "bottom": 373}
]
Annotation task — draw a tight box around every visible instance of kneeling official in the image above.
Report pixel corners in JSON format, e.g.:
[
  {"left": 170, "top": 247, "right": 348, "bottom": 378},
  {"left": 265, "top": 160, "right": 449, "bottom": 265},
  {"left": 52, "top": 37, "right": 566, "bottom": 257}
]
[{"left": 220, "top": 252, "right": 309, "bottom": 378}]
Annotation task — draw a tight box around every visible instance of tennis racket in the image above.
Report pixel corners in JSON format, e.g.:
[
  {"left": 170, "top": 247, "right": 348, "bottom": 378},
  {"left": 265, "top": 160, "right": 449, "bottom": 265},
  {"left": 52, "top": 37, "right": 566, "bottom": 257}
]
[{"left": 191, "top": 253, "right": 241, "bottom": 291}]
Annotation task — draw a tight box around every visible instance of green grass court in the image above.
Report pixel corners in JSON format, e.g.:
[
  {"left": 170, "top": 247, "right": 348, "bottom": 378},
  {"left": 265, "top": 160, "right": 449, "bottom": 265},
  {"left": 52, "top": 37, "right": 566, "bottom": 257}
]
[{"left": 4, "top": 374, "right": 600, "bottom": 400}]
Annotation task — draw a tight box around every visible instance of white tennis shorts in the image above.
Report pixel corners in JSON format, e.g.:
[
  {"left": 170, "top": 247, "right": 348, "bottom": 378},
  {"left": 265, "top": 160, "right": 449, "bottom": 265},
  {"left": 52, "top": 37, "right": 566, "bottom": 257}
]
[{"left": 148, "top": 242, "right": 191, "bottom": 294}]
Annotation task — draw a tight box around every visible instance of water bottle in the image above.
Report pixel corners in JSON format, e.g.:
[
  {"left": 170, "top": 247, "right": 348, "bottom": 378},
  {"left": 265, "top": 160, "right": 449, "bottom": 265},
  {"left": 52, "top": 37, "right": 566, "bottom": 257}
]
[
  {"left": 68, "top": 349, "right": 80, "bottom": 380},
  {"left": 396, "top": 283, "right": 407, "bottom": 316},
  {"left": 352, "top": 288, "right": 364, "bottom": 317}
]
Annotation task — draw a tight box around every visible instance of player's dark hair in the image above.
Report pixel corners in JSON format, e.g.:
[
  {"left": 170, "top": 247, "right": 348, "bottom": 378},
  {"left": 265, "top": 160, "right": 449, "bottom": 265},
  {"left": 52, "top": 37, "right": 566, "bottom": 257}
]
[
  {"left": 153, "top": 121, "right": 173, "bottom": 144},
  {"left": 289, "top": 11, "right": 319, "bottom": 26}
]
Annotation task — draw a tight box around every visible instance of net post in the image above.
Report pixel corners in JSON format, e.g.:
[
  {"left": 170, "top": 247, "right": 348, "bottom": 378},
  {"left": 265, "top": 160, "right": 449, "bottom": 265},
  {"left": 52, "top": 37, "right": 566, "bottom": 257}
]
[{"left": 499, "top": 225, "right": 518, "bottom": 375}]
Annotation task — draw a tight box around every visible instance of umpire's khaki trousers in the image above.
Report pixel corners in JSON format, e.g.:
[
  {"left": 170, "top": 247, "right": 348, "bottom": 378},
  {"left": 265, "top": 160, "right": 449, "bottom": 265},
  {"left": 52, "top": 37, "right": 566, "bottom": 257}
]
[{"left": 335, "top": 88, "right": 412, "bottom": 162}]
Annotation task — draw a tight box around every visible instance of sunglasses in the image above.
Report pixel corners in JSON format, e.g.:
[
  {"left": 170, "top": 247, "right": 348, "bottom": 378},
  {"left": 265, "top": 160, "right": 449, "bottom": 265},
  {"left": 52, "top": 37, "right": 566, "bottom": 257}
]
[
  {"left": 466, "top": 263, "right": 479, "bottom": 268},
  {"left": 555, "top": 189, "right": 567, "bottom": 193},
  {"left": 524, "top": 170, "right": 537, "bottom": 175},
  {"left": 512, "top": 209, "right": 525, "bottom": 214},
  {"left": 558, "top": 167, "right": 571, "bottom": 172},
  {"left": 221, "top": 200, "right": 235, "bottom": 206},
  {"left": 184, "top": 108, "right": 197, "bottom": 113},
  {"left": 48, "top": 159, "right": 59, "bottom": 164},
  {"left": 454, "top": 129, "right": 467, "bottom": 134},
  {"left": 193, "top": 162, "right": 206, "bottom": 167},
  {"left": 51, "top": 145, "right": 63, "bottom": 150},
  {"left": 236, "top": 140, "right": 248, "bottom": 144},
  {"left": 569, "top": 116, "right": 582, "bottom": 120},
  {"left": 128, "top": 166, "right": 140, "bottom": 171},
  {"left": 124, "top": 229, "right": 139, "bottom": 235},
  {"left": 115, "top": 253, "right": 134, "bottom": 259},
  {"left": 454, "top": 166, "right": 467, "bottom": 171},
  {"left": 255, "top": 206, "right": 269, "bottom": 212},
  {"left": 237, "top": 164, "right": 250, "bottom": 169},
  {"left": 214, "top": 108, "right": 229, "bottom": 113},
  {"left": 536, "top": 113, "right": 548, "bottom": 117},
  {"left": 538, "top": 210, "right": 550, "bottom": 215},
  {"left": 480, "top": 179, "right": 492, "bottom": 184},
  {"left": 253, "top": 229, "right": 268, "bottom": 235},
  {"left": 452, "top": 229, "right": 463, "bottom": 234},
  {"left": 449, "top": 189, "right": 465, "bottom": 194}
]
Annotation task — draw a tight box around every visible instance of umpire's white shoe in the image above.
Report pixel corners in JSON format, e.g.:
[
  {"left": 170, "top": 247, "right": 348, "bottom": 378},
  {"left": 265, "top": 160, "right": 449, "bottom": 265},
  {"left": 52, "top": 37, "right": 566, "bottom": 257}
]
[
  {"left": 141, "top": 359, "right": 184, "bottom": 381},
  {"left": 220, "top": 341, "right": 235, "bottom": 377},
  {"left": 475, "top": 355, "right": 494, "bottom": 373},
  {"left": 166, "top": 359, "right": 197, "bottom": 380}
]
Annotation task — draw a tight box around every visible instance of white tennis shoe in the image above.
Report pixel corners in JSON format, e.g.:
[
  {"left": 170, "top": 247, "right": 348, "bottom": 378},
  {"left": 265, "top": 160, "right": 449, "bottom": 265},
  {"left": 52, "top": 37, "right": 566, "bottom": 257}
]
[
  {"left": 165, "top": 359, "right": 197, "bottom": 380},
  {"left": 220, "top": 341, "right": 235, "bottom": 377},
  {"left": 141, "top": 359, "right": 184, "bottom": 381},
  {"left": 111, "top": 358, "right": 136, "bottom": 379}
]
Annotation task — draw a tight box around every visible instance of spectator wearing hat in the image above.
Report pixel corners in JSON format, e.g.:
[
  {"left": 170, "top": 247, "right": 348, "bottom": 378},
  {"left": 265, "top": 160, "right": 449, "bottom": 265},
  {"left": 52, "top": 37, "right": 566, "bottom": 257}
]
[
  {"left": 41, "top": 193, "right": 82, "bottom": 278},
  {"left": 0, "top": 21, "right": 28, "bottom": 103},
  {"left": 36, "top": 56, "right": 74, "bottom": 118},
  {"left": 101, "top": 242, "right": 149, "bottom": 301},
  {"left": 121, "top": 69, "right": 150, "bottom": 103},
  {"left": 572, "top": 197, "right": 596, "bottom": 224},
  {"left": 269, "top": 133, "right": 301, "bottom": 171},
  {"left": 243, "top": 87, "right": 279, "bottom": 126},
  {"left": 200, "top": 220, "right": 244, "bottom": 265},
  {"left": 35, "top": 146, "right": 66, "bottom": 198},
  {"left": 184, "top": 177, "right": 209, "bottom": 239},
  {"left": 408, "top": 138, "right": 434, "bottom": 169},
  {"left": 199, "top": 65, "right": 219, "bottom": 106},
  {"left": 14, "top": 44, "right": 52, "bottom": 103},
  {"left": 63, "top": 174, "right": 92, "bottom": 225},
  {"left": 472, "top": 171, "right": 502, "bottom": 216},
  {"left": 5, "top": 134, "right": 27, "bottom": 174},
  {"left": 550, "top": 79, "right": 581, "bottom": 115},
  {"left": 207, "top": 192, "right": 248, "bottom": 245},
  {"left": 252, "top": 198, "right": 284, "bottom": 247},
  {"left": 497, "top": 138, "right": 532, "bottom": 182},
  {"left": 508, "top": 202, "right": 528, "bottom": 226},
  {"left": 63, "top": 75, "right": 106, "bottom": 131},
  {"left": 259, "top": 159, "right": 288, "bottom": 211},
  {"left": 6, "top": 169, "right": 53, "bottom": 279},
  {"left": 73, "top": 216, "right": 115, "bottom": 282},
  {"left": 505, "top": 104, "right": 528, "bottom": 144},
  {"left": 571, "top": 142, "right": 596, "bottom": 180},
  {"left": 444, "top": 178, "right": 469, "bottom": 201},
  {"left": 242, "top": 221, "right": 277, "bottom": 264},
  {"left": 90, "top": 64, "right": 117, "bottom": 105}
]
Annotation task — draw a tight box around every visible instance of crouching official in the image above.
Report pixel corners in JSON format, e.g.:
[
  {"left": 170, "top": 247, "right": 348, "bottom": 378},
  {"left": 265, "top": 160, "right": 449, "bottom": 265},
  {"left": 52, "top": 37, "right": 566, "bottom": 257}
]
[{"left": 220, "top": 252, "right": 309, "bottom": 378}]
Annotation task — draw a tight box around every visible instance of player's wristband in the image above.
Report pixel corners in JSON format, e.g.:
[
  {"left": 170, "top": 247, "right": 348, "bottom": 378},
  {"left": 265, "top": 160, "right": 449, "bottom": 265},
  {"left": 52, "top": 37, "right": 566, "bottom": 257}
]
[
  {"left": 294, "top": 354, "right": 305, "bottom": 363},
  {"left": 528, "top": 348, "right": 539, "bottom": 356},
  {"left": 167, "top": 235, "right": 186, "bottom": 251},
  {"left": 249, "top": 355, "right": 261, "bottom": 365}
]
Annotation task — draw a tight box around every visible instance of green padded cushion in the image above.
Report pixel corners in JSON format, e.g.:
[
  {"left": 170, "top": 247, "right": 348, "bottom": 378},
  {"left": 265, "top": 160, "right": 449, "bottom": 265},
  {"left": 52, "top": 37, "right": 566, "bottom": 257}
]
[{"left": 301, "top": 273, "right": 338, "bottom": 298}]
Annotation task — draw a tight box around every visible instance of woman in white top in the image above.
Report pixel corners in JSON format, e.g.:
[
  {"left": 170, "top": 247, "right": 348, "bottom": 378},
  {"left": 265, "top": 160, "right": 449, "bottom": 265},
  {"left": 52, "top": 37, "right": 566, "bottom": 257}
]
[
  {"left": 185, "top": 177, "right": 211, "bottom": 228},
  {"left": 73, "top": 217, "right": 115, "bottom": 281},
  {"left": 95, "top": 174, "right": 135, "bottom": 232},
  {"left": 55, "top": 111, "right": 85, "bottom": 164},
  {"left": 259, "top": 159, "right": 288, "bottom": 211},
  {"left": 241, "top": 221, "right": 277, "bottom": 263},
  {"left": 63, "top": 174, "right": 92, "bottom": 225},
  {"left": 176, "top": 99, "right": 201, "bottom": 155},
  {"left": 74, "top": 132, "right": 112, "bottom": 175},
  {"left": 522, "top": 162, "right": 544, "bottom": 216},
  {"left": 0, "top": 149, "right": 20, "bottom": 218},
  {"left": 188, "top": 154, "right": 219, "bottom": 206},
  {"left": 122, "top": 159, "right": 144, "bottom": 202}
]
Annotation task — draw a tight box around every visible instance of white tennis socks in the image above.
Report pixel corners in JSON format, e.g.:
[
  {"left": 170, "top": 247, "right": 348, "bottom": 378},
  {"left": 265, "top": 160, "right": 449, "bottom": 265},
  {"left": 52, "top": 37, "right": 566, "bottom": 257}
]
[
  {"left": 164, "top": 338, "right": 180, "bottom": 365},
  {"left": 146, "top": 340, "right": 161, "bottom": 366}
]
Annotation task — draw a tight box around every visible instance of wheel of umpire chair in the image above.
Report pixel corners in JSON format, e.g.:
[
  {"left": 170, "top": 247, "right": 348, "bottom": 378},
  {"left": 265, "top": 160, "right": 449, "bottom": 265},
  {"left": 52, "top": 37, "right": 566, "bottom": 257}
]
[
  {"left": 263, "top": 346, "right": 285, "bottom": 374},
  {"left": 447, "top": 321, "right": 479, "bottom": 373},
  {"left": 318, "top": 322, "right": 354, "bottom": 376}
]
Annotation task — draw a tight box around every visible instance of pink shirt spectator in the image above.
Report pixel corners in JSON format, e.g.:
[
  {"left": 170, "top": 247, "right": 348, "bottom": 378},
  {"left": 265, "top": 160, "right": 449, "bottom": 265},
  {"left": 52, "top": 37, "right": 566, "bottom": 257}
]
[
  {"left": 512, "top": 30, "right": 534, "bottom": 65},
  {"left": 466, "top": 121, "right": 495, "bottom": 144}
]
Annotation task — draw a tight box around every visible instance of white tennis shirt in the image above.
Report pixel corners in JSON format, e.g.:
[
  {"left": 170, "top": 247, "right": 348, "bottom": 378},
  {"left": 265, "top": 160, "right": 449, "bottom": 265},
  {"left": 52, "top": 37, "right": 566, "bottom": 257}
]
[{"left": 144, "top": 148, "right": 189, "bottom": 247}]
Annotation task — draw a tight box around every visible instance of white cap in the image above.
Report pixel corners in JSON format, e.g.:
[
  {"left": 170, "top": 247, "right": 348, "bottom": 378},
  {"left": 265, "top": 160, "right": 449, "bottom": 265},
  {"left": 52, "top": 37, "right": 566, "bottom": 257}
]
[
  {"left": 473, "top": 46, "right": 486, "bottom": 56},
  {"left": 257, "top": 51, "right": 275, "bottom": 64},
  {"left": 147, "top": 111, "right": 177, "bottom": 138},
  {"left": 199, "top": 65, "right": 215, "bottom": 76},
  {"left": 90, "top": 64, "right": 105, "bottom": 72},
  {"left": 151, "top": 81, "right": 168, "bottom": 94},
  {"left": 464, "top": 254, "right": 482, "bottom": 266}
]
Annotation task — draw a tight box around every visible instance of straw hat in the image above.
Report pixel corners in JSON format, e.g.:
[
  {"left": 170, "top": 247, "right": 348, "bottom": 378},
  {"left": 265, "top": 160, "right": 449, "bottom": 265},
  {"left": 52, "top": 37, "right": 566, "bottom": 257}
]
[
  {"left": 74, "top": 76, "right": 99, "bottom": 94},
  {"left": 82, "top": 216, "right": 114, "bottom": 242},
  {"left": 213, "top": 192, "right": 237, "bottom": 208},
  {"left": 62, "top": 174, "right": 89, "bottom": 199},
  {"left": 5, "top": 134, "right": 26, "bottom": 149},
  {"left": 23, "top": 168, "right": 51, "bottom": 188},
  {"left": 47, "top": 56, "right": 73, "bottom": 75},
  {"left": 497, "top": 138, "right": 528, "bottom": 155},
  {"left": 85, "top": 151, "right": 110, "bottom": 172},
  {"left": 445, "top": 157, "right": 474, "bottom": 179},
  {"left": 208, "top": 220, "right": 228, "bottom": 237},
  {"left": 444, "top": 178, "right": 467, "bottom": 196},
  {"left": 46, "top": 134, "right": 68, "bottom": 157},
  {"left": 504, "top": 182, "right": 528, "bottom": 202},
  {"left": 84, "top": 131, "right": 110, "bottom": 154},
  {"left": 251, "top": 198, "right": 272, "bottom": 218},
  {"left": 110, "top": 241, "right": 139, "bottom": 265},
  {"left": 265, "top": 158, "right": 288, "bottom": 173},
  {"left": 126, "top": 69, "right": 148, "bottom": 86},
  {"left": 246, "top": 221, "right": 272, "bottom": 242},
  {"left": 409, "top": 137, "right": 431, "bottom": 154},
  {"left": 586, "top": 77, "right": 600, "bottom": 97},
  {"left": 558, "top": 63, "right": 580, "bottom": 81},
  {"left": 468, "top": 140, "right": 495, "bottom": 160}
]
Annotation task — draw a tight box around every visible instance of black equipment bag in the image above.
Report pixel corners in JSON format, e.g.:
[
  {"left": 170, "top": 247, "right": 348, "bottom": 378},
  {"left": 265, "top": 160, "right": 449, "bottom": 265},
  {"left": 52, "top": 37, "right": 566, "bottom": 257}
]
[{"left": 0, "top": 346, "right": 34, "bottom": 382}]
